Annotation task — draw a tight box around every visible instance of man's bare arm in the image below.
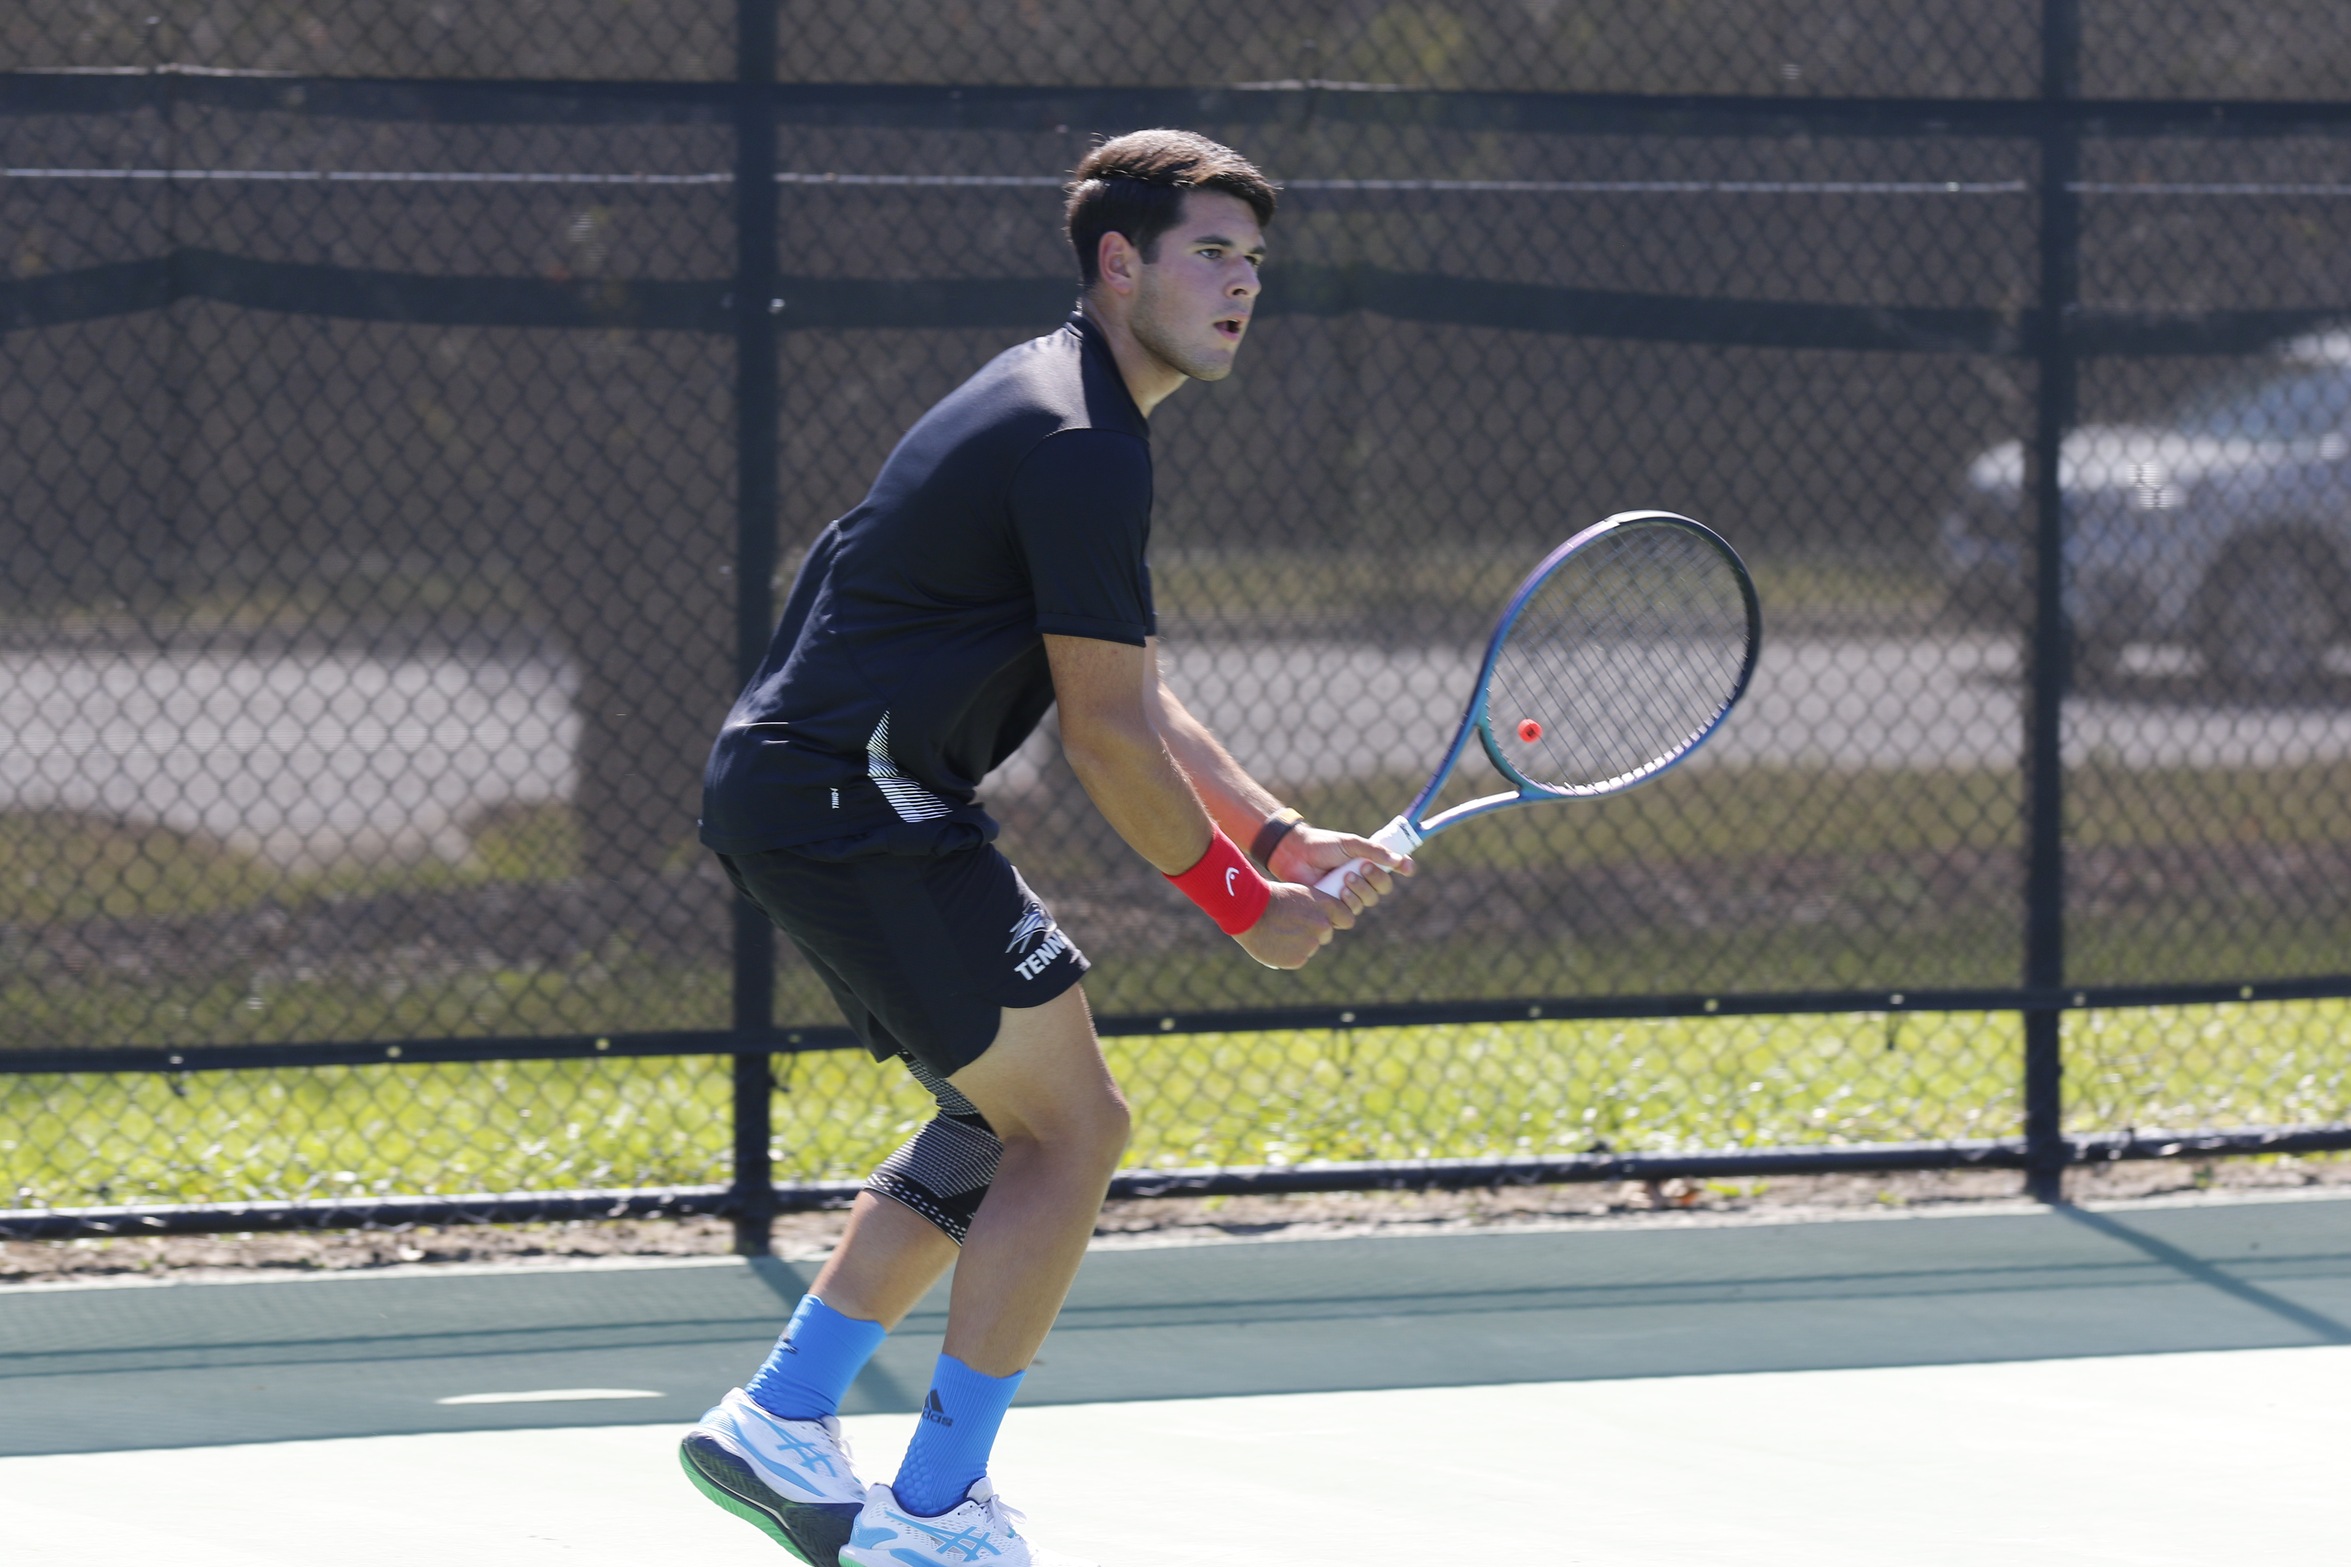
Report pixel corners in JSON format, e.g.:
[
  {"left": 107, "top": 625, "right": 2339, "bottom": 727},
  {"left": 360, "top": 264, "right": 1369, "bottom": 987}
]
[
  {"left": 1139, "top": 641, "right": 1282, "bottom": 848},
  {"left": 1141, "top": 637, "right": 1412, "bottom": 905},
  {"left": 1044, "top": 633, "right": 1342, "bottom": 969}
]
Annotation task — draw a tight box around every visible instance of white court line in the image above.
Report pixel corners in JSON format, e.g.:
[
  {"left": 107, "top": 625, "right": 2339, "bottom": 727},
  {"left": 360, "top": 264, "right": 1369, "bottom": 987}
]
[
  {"left": 436, "top": 1389, "right": 662, "bottom": 1405},
  {"left": 0, "top": 1346, "right": 2343, "bottom": 1565}
]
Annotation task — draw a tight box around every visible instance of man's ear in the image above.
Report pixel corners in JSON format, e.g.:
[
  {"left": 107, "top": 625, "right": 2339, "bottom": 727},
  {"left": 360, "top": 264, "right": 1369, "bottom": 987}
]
[{"left": 1095, "top": 230, "right": 1141, "bottom": 296}]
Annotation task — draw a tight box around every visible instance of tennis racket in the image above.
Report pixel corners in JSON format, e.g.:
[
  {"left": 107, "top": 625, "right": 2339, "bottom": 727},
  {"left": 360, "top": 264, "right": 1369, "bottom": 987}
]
[{"left": 1314, "top": 510, "right": 1760, "bottom": 897}]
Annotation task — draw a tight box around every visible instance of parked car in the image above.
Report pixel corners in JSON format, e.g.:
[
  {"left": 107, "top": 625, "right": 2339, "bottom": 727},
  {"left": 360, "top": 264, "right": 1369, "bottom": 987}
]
[{"left": 1941, "top": 327, "right": 2351, "bottom": 691}]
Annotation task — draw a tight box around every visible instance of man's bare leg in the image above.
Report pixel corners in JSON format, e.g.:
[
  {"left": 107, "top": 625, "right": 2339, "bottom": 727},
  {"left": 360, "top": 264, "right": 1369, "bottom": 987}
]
[
  {"left": 937, "top": 982, "right": 1130, "bottom": 1375},
  {"left": 806, "top": 1194, "right": 959, "bottom": 1329},
  {"left": 802, "top": 981, "right": 1124, "bottom": 1355},
  {"left": 790, "top": 979, "right": 1124, "bottom": 1365}
]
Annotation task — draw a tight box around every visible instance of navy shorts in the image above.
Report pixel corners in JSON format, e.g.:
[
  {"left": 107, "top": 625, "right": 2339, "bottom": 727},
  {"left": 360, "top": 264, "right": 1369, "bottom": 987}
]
[{"left": 717, "top": 844, "right": 1089, "bottom": 1079}]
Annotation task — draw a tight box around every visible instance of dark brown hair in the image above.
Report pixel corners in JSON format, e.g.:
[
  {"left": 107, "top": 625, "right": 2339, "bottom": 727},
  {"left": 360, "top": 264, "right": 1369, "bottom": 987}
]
[{"left": 1064, "top": 129, "right": 1278, "bottom": 287}]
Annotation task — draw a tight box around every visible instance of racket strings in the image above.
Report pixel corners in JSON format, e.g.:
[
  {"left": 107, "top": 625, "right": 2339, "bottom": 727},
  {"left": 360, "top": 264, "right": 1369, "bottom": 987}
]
[{"left": 1488, "top": 523, "right": 1752, "bottom": 792}]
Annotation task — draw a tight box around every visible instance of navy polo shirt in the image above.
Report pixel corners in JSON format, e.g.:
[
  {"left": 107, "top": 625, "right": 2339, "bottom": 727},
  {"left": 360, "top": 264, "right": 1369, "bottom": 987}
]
[{"left": 700, "top": 309, "right": 1155, "bottom": 858}]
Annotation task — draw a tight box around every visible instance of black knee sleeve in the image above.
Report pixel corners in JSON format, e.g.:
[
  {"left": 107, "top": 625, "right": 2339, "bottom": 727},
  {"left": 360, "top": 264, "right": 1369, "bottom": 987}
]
[{"left": 865, "top": 1113, "right": 1002, "bottom": 1245}]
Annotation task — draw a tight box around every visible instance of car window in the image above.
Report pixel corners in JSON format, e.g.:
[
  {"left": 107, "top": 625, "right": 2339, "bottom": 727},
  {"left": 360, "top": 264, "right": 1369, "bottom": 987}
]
[{"left": 2172, "top": 364, "right": 2351, "bottom": 441}]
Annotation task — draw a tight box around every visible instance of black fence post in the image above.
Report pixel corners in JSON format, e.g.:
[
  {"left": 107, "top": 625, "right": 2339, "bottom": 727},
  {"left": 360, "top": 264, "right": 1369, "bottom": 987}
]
[
  {"left": 2022, "top": 0, "right": 2081, "bottom": 1205},
  {"left": 728, "top": 0, "right": 782, "bottom": 1257}
]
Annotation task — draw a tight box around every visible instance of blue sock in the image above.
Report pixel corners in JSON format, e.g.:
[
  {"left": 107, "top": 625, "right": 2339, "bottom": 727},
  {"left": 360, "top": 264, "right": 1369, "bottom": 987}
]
[
  {"left": 744, "top": 1295, "right": 887, "bottom": 1421},
  {"left": 892, "top": 1354, "right": 1024, "bottom": 1517}
]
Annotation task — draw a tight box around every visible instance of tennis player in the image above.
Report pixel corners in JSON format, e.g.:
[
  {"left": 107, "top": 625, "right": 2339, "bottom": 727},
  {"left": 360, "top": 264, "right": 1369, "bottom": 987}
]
[{"left": 680, "top": 129, "right": 1409, "bottom": 1567}]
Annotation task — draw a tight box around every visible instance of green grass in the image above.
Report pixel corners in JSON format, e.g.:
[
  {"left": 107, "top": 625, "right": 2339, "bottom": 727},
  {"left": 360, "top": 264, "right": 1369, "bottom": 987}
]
[
  {"left": 0, "top": 804, "right": 589, "bottom": 928},
  {"left": 7, "top": 1003, "right": 2347, "bottom": 1212},
  {"left": 0, "top": 812, "right": 282, "bottom": 925}
]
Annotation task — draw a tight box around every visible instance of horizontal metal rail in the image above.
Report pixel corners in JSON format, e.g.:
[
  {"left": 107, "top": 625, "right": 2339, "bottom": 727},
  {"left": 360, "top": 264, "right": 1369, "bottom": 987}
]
[
  {"left": 10, "top": 70, "right": 2351, "bottom": 138},
  {"left": 1107, "top": 1122, "right": 2351, "bottom": 1197},
  {"left": 0, "top": 1185, "right": 755, "bottom": 1239},
  {"left": 22, "top": 167, "right": 2351, "bottom": 199},
  {"left": 9, "top": 252, "right": 2339, "bottom": 357},
  {"left": 8, "top": 1121, "right": 2345, "bottom": 1240}
]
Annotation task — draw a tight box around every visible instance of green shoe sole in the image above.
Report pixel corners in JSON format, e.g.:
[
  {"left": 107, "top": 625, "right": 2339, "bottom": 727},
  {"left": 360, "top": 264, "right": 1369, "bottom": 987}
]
[{"left": 679, "top": 1432, "right": 860, "bottom": 1567}]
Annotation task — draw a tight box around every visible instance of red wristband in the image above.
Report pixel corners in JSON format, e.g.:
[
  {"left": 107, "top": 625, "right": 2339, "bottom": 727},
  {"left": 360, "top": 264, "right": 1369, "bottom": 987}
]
[{"left": 1166, "top": 828, "right": 1273, "bottom": 936}]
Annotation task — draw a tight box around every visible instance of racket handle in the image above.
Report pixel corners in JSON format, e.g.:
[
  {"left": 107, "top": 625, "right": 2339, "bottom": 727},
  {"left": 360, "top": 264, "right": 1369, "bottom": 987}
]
[{"left": 1311, "top": 816, "right": 1422, "bottom": 898}]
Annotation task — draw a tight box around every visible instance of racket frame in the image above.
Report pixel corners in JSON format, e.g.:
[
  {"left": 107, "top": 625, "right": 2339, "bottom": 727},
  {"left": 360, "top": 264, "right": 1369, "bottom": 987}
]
[{"left": 1385, "top": 509, "right": 1761, "bottom": 851}]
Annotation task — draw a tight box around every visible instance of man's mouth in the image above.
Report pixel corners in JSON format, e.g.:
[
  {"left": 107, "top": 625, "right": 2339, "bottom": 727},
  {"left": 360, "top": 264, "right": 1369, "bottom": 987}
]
[{"left": 1214, "top": 315, "right": 1247, "bottom": 341}]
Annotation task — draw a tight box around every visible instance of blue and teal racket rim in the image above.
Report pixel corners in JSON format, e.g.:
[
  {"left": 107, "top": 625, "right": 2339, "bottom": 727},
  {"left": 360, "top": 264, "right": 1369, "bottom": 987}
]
[{"left": 1401, "top": 510, "right": 1761, "bottom": 841}]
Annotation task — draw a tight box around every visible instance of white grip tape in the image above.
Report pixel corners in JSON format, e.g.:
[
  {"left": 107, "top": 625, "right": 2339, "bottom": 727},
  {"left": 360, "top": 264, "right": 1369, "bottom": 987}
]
[{"left": 1311, "top": 816, "right": 1421, "bottom": 898}]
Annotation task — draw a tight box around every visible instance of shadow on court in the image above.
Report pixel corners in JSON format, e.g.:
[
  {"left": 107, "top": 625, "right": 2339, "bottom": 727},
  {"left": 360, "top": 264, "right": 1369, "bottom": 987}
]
[{"left": 3, "top": 1196, "right": 2346, "bottom": 1458}]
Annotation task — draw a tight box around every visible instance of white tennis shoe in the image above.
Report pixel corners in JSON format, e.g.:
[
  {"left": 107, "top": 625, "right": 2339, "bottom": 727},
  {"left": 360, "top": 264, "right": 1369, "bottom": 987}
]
[
  {"left": 838, "top": 1478, "right": 1094, "bottom": 1567},
  {"left": 679, "top": 1387, "right": 868, "bottom": 1565}
]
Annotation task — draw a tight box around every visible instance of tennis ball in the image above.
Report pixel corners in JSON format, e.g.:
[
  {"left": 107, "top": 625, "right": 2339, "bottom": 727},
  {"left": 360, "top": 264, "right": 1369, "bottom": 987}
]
[{"left": 1516, "top": 718, "right": 1544, "bottom": 743}]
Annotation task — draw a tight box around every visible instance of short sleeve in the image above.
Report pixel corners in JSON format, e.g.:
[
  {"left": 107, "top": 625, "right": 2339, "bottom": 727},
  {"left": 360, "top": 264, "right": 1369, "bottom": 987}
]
[{"left": 1008, "top": 429, "right": 1156, "bottom": 645}]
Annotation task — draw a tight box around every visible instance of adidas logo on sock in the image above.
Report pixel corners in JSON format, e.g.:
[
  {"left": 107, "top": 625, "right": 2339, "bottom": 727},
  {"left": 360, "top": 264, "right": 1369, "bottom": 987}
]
[{"left": 920, "top": 1388, "right": 955, "bottom": 1426}]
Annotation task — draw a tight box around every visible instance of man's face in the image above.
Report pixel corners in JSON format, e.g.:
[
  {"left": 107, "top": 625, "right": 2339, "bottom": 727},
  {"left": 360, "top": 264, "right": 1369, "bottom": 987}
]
[{"left": 1127, "top": 190, "right": 1265, "bottom": 383}]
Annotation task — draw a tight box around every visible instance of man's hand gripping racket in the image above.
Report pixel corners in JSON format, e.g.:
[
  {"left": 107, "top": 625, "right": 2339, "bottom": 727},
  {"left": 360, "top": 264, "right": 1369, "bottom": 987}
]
[{"left": 1317, "top": 510, "right": 1761, "bottom": 899}]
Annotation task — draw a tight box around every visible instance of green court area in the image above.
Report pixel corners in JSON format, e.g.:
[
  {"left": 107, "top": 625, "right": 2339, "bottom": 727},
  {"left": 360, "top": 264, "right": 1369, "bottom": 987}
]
[
  {"left": 2, "top": 1198, "right": 2347, "bottom": 1564},
  {"left": 4, "top": 1195, "right": 2348, "bottom": 1456}
]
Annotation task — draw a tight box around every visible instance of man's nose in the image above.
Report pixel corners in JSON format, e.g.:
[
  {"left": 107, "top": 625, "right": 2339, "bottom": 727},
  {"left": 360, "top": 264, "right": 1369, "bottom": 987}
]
[{"left": 1229, "top": 263, "right": 1261, "bottom": 298}]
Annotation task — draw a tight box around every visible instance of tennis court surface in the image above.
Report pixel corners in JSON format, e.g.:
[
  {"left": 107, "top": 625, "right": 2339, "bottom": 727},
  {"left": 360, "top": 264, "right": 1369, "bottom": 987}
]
[{"left": 5, "top": 1194, "right": 2346, "bottom": 1564}]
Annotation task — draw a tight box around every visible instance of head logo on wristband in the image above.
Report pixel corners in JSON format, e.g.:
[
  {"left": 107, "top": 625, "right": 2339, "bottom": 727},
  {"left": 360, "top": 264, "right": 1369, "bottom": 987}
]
[{"left": 1168, "top": 829, "right": 1273, "bottom": 935}]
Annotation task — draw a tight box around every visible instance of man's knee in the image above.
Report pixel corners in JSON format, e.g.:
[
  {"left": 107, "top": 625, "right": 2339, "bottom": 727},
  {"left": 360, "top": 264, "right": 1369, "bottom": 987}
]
[
  {"left": 1089, "top": 1092, "right": 1134, "bottom": 1165},
  {"left": 1002, "top": 1087, "right": 1129, "bottom": 1175}
]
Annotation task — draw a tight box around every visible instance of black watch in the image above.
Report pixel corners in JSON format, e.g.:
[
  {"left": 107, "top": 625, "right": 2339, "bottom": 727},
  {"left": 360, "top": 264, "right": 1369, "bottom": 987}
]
[{"left": 1250, "top": 808, "right": 1305, "bottom": 868}]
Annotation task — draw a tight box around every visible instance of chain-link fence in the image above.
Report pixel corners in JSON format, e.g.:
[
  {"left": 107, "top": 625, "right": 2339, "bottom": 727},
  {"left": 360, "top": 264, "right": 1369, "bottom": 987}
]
[{"left": 6, "top": 3, "right": 2350, "bottom": 1243}]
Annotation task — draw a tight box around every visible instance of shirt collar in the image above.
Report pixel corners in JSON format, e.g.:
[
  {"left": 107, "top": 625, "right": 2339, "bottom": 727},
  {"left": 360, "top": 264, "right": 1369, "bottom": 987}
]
[{"left": 1066, "top": 305, "right": 1148, "bottom": 435}]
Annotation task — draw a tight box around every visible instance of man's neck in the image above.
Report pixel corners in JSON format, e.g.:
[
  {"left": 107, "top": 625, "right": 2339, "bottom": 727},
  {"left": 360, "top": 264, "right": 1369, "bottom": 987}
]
[{"left": 1079, "top": 296, "right": 1185, "bottom": 417}]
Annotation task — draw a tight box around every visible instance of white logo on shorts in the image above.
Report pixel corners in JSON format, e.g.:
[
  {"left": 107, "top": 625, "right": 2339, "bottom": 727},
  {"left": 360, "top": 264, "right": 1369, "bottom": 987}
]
[
  {"left": 1006, "top": 906, "right": 1051, "bottom": 954},
  {"left": 1007, "top": 905, "right": 1071, "bottom": 982}
]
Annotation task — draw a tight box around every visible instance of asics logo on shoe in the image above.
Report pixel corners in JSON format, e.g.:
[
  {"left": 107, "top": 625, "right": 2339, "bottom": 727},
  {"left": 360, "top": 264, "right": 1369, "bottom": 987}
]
[
  {"left": 878, "top": 1505, "right": 1004, "bottom": 1560},
  {"left": 920, "top": 1388, "right": 955, "bottom": 1426},
  {"left": 736, "top": 1417, "right": 844, "bottom": 1480}
]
